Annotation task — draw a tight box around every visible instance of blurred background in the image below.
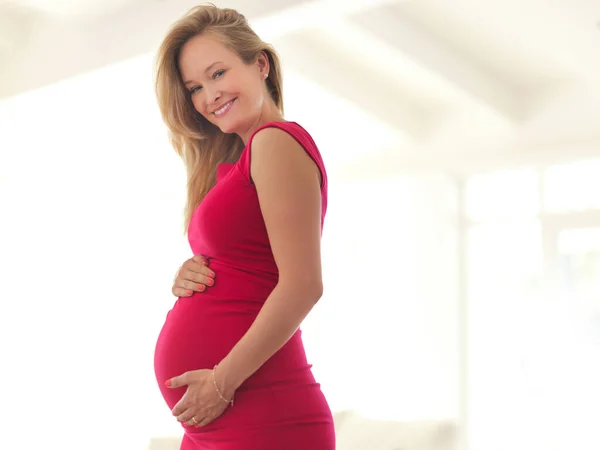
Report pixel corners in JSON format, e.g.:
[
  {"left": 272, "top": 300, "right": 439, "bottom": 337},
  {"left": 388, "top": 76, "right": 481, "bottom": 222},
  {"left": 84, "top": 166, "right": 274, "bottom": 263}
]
[{"left": 1, "top": 0, "right": 600, "bottom": 449}]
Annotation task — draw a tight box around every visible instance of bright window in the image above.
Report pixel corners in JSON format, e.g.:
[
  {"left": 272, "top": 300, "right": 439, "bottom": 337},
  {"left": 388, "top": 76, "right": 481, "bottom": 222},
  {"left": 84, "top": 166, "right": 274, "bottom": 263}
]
[
  {"left": 544, "top": 158, "right": 600, "bottom": 213},
  {"left": 466, "top": 168, "right": 540, "bottom": 222},
  {"left": 466, "top": 162, "right": 600, "bottom": 450}
]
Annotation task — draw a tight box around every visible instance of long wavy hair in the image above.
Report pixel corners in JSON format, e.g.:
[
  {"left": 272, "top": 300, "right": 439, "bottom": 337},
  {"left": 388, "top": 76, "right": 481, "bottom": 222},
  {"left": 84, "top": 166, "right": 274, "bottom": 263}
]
[{"left": 155, "top": 3, "right": 284, "bottom": 233}]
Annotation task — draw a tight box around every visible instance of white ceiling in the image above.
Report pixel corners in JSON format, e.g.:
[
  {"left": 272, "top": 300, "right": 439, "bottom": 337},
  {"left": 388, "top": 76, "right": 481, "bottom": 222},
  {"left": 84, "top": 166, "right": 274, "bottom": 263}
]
[
  {"left": 0, "top": 0, "right": 145, "bottom": 18},
  {"left": 1, "top": 0, "right": 600, "bottom": 176}
]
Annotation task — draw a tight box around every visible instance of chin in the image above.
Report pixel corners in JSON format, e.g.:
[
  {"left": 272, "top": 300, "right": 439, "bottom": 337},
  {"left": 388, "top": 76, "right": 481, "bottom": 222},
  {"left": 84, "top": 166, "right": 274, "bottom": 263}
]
[
  {"left": 216, "top": 124, "right": 237, "bottom": 135},
  {"left": 215, "top": 118, "right": 244, "bottom": 135}
]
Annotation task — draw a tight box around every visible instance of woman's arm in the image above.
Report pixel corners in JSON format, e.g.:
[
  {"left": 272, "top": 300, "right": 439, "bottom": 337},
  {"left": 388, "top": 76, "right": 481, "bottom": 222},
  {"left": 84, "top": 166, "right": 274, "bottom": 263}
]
[{"left": 216, "top": 127, "right": 324, "bottom": 397}]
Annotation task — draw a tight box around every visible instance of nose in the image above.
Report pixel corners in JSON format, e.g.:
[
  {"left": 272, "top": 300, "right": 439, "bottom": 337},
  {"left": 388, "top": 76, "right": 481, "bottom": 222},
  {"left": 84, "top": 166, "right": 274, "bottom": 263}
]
[{"left": 205, "top": 85, "right": 221, "bottom": 109}]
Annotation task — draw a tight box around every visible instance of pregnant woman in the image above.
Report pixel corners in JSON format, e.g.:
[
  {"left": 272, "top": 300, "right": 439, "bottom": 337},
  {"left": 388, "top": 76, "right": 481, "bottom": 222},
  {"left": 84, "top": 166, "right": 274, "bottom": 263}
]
[{"left": 152, "top": 4, "right": 335, "bottom": 450}]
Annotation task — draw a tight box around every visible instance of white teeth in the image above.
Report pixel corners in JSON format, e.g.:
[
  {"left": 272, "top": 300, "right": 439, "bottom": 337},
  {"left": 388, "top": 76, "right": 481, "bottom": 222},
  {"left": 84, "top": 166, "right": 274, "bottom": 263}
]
[{"left": 214, "top": 100, "right": 232, "bottom": 115}]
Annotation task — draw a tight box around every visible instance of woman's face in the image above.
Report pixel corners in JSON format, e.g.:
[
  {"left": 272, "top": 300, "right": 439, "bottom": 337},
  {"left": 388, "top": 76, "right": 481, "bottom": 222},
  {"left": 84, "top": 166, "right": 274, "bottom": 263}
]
[{"left": 178, "top": 34, "right": 270, "bottom": 137}]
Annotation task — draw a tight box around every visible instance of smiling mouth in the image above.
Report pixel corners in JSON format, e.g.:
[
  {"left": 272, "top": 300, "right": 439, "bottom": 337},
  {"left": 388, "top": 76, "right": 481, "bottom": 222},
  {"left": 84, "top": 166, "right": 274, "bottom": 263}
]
[{"left": 212, "top": 98, "right": 236, "bottom": 117}]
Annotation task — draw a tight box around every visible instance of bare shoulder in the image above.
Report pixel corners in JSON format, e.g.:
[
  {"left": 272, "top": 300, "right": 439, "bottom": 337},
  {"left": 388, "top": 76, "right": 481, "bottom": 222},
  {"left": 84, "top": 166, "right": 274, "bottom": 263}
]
[
  {"left": 250, "top": 125, "right": 320, "bottom": 183},
  {"left": 251, "top": 126, "right": 302, "bottom": 156}
]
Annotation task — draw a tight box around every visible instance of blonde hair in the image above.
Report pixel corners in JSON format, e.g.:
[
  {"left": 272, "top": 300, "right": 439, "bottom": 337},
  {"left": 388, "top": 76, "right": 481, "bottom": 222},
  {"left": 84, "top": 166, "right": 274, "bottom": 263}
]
[{"left": 154, "top": 3, "right": 284, "bottom": 233}]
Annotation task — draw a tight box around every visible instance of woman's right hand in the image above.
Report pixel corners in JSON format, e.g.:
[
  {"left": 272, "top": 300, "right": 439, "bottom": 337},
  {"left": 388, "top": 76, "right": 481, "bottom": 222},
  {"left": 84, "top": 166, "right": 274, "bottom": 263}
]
[{"left": 172, "top": 255, "right": 216, "bottom": 297}]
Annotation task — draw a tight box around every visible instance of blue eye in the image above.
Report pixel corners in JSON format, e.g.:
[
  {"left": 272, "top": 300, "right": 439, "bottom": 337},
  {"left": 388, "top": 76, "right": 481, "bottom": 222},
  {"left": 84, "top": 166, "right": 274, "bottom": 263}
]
[{"left": 189, "top": 70, "right": 224, "bottom": 95}]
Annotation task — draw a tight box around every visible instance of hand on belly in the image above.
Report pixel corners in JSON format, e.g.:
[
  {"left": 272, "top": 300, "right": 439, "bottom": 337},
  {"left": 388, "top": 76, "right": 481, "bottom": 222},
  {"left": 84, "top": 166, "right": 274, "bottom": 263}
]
[{"left": 165, "top": 368, "right": 232, "bottom": 428}]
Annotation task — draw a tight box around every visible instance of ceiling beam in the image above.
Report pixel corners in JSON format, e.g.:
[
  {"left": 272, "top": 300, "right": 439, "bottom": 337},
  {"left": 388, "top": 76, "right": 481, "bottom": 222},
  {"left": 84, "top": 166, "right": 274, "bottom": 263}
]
[
  {"left": 0, "top": 0, "right": 310, "bottom": 99},
  {"left": 250, "top": 0, "right": 403, "bottom": 40},
  {"left": 0, "top": 4, "right": 35, "bottom": 55},
  {"left": 335, "top": 135, "right": 600, "bottom": 179},
  {"left": 275, "top": 25, "right": 435, "bottom": 142},
  {"left": 0, "top": 0, "right": 413, "bottom": 99},
  {"left": 352, "top": 5, "right": 523, "bottom": 125}
]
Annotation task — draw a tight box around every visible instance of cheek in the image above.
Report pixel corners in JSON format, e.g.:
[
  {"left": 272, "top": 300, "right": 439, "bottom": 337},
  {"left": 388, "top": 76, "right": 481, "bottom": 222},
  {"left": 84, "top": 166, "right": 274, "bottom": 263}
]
[
  {"left": 229, "top": 74, "right": 256, "bottom": 101},
  {"left": 191, "top": 97, "right": 209, "bottom": 118},
  {"left": 240, "top": 80, "right": 265, "bottom": 107}
]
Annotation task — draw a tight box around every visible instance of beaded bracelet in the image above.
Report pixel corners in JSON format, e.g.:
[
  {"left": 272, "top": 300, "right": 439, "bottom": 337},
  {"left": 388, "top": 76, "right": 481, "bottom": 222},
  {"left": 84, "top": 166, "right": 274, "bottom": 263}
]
[{"left": 212, "top": 365, "right": 234, "bottom": 407}]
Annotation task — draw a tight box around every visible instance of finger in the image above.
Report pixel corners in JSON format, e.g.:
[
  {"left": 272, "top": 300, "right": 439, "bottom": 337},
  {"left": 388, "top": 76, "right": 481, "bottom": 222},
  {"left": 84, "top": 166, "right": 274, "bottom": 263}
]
[
  {"left": 179, "top": 272, "right": 212, "bottom": 289},
  {"left": 172, "top": 287, "right": 195, "bottom": 297},
  {"left": 192, "top": 255, "right": 210, "bottom": 265},
  {"left": 177, "top": 409, "right": 197, "bottom": 425},
  {"left": 182, "top": 259, "right": 207, "bottom": 273},
  {"left": 171, "top": 398, "right": 189, "bottom": 418},
  {"left": 174, "top": 278, "right": 207, "bottom": 293},
  {"left": 173, "top": 266, "right": 182, "bottom": 283},
  {"left": 165, "top": 372, "right": 189, "bottom": 389},
  {"left": 179, "top": 268, "right": 215, "bottom": 288},
  {"left": 196, "top": 416, "right": 213, "bottom": 427},
  {"left": 186, "top": 414, "right": 203, "bottom": 427},
  {"left": 182, "top": 260, "right": 215, "bottom": 280}
]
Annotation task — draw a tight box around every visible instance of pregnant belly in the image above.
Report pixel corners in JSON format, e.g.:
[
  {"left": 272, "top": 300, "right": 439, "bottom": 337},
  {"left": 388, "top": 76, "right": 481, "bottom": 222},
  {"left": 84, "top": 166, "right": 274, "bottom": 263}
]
[
  {"left": 153, "top": 292, "right": 257, "bottom": 405},
  {"left": 154, "top": 263, "right": 273, "bottom": 384},
  {"left": 153, "top": 261, "right": 314, "bottom": 409},
  {"left": 153, "top": 297, "right": 313, "bottom": 413}
]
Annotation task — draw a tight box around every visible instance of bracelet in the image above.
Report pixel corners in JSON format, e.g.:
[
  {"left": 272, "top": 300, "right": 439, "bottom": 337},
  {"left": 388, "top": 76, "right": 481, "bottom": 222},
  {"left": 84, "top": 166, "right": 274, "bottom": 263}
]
[{"left": 212, "top": 365, "right": 234, "bottom": 407}]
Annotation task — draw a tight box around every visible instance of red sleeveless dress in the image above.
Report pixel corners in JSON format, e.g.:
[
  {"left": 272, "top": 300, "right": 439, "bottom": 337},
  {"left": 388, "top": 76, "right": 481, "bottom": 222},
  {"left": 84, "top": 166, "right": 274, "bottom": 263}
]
[{"left": 153, "top": 121, "right": 335, "bottom": 449}]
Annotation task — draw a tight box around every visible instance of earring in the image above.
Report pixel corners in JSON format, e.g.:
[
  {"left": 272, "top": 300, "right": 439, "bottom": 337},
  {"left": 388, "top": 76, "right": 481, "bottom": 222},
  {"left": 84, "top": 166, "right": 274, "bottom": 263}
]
[{"left": 263, "top": 73, "right": 268, "bottom": 79}]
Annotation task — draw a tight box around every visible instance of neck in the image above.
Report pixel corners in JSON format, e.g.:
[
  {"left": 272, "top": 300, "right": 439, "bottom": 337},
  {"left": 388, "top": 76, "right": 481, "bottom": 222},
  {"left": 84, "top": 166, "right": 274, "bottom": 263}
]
[{"left": 238, "top": 101, "right": 284, "bottom": 144}]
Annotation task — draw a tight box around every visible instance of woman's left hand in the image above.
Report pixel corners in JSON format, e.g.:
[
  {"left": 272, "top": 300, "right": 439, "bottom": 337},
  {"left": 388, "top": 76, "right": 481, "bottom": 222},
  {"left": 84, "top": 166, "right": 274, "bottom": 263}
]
[{"left": 166, "top": 368, "right": 231, "bottom": 427}]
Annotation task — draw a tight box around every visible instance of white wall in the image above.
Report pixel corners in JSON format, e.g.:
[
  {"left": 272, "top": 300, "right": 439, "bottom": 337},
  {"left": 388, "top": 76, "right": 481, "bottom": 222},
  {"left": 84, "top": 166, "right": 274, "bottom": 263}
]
[{"left": 304, "top": 175, "right": 460, "bottom": 420}]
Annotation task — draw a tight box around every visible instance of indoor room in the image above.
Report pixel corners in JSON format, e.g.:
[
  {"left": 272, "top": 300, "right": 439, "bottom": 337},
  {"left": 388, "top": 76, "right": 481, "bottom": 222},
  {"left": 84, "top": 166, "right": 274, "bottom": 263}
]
[{"left": 1, "top": 1, "right": 599, "bottom": 449}]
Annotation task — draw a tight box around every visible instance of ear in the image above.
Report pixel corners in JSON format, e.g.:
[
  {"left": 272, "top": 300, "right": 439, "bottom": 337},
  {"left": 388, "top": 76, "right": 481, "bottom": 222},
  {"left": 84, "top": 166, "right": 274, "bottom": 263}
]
[{"left": 255, "top": 51, "right": 270, "bottom": 78}]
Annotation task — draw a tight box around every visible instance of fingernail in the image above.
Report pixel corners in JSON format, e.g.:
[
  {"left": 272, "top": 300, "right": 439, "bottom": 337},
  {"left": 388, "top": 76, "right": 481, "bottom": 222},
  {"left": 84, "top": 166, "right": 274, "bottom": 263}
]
[
  {"left": 187, "top": 290, "right": 193, "bottom": 295},
  {"left": 201, "top": 260, "right": 209, "bottom": 266},
  {"left": 208, "top": 272, "right": 215, "bottom": 278},
  {"left": 206, "top": 279, "right": 214, "bottom": 286},
  {"left": 198, "top": 285, "right": 205, "bottom": 291},
  {"left": 165, "top": 379, "right": 171, "bottom": 387}
]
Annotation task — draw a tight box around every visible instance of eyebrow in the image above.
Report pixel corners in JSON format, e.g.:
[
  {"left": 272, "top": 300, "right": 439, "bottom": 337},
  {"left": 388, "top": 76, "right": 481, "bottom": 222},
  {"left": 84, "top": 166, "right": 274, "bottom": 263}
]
[{"left": 183, "top": 61, "right": 224, "bottom": 86}]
